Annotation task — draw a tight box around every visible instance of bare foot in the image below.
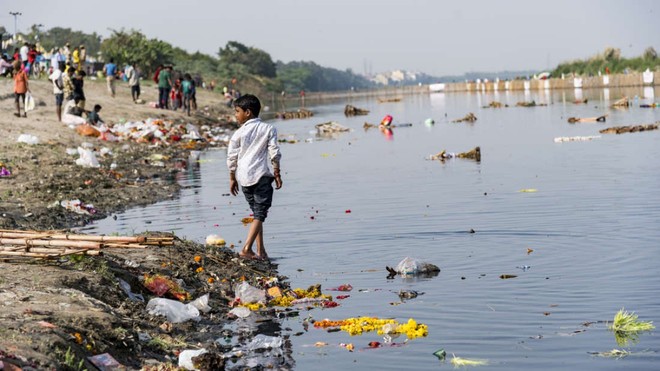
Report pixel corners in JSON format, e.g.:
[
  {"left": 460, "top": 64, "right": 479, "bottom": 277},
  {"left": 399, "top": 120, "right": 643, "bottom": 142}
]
[{"left": 239, "top": 250, "right": 257, "bottom": 259}]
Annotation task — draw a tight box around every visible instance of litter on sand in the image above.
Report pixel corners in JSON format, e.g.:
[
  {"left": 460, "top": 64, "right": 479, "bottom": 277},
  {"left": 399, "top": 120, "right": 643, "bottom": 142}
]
[
  {"left": 554, "top": 135, "right": 601, "bottom": 143},
  {"left": 589, "top": 349, "right": 630, "bottom": 358}
]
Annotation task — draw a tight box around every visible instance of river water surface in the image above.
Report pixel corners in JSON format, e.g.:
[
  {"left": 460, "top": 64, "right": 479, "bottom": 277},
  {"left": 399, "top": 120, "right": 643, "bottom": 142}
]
[{"left": 81, "top": 87, "right": 660, "bottom": 370}]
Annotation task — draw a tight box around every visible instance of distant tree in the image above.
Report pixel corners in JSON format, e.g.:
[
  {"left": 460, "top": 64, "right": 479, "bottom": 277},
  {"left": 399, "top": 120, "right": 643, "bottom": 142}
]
[
  {"left": 275, "top": 60, "right": 374, "bottom": 92},
  {"left": 218, "top": 41, "right": 276, "bottom": 78},
  {"left": 602, "top": 47, "right": 621, "bottom": 62},
  {"left": 30, "top": 26, "right": 102, "bottom": 55},
  {"left": 643, "top": 47, "right": 657, "bottom": 60},
  {"left": 101, "top": 29, "right": 173, "bottom": 76}
]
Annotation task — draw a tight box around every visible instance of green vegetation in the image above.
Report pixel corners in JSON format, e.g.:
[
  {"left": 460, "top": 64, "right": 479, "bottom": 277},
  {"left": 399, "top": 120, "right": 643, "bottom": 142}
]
[
  {"left": 59, "top": 346, "right": 86, "bottom": 371},
  {"left": 10, "top": 26, "right": 374, "bottom": 96},
  {"left": 609, "top": 308, "right": 655, "bottom": 347},
  {"left": 552, "top": 47, "right": 659, "bottom": 77}
]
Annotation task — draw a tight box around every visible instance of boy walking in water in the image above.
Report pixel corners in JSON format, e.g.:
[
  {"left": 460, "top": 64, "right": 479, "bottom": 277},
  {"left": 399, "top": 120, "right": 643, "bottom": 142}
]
[{"left": 227, "top": 94, "right": 282, "bottom": 260}]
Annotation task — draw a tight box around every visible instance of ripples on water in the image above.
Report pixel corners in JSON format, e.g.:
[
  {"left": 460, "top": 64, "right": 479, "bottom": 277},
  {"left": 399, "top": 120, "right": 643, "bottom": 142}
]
[{"left": 82, "top": 87, "right": 660, "bottom": 370}]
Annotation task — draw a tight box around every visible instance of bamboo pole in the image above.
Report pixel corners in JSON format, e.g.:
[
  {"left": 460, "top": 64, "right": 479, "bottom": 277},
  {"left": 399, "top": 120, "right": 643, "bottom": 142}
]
[
  {"left": 0, "top": 231, "right": 147, "bottom": 243},
  {"left": 0, "top": 238, "right": 101, "bottom": 249},
  {"left": 102, "top": 243, "right": 148, "bottom": 249}
]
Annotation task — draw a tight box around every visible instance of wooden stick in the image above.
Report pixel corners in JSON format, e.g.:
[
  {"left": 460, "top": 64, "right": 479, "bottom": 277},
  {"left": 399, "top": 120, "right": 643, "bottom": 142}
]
[
  {"left": 0, "top": 238, "right": 101, "bottom": 249},
  {"left": 0, "top": 232, "right": 147, "bottom": 243},
  {"left": 102, "top": 243, "right": 148, "bottom": 249}
]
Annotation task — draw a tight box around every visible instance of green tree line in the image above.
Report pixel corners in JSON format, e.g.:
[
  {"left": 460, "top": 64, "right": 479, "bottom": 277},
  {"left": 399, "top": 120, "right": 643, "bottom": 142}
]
[{"left": 10, "top": 26, "right": 375, "bottom": 95}]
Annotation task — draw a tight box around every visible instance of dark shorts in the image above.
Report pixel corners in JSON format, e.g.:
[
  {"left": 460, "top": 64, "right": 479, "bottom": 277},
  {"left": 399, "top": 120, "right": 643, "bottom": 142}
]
[
  {"left": 55, "top": 93, "right": 64, "bottom": 106},
  {"left": 14, "top": 93, "right": 25, "bottom": 103},
  {"left": 131, "top": 85, "right": 140, "bottom": 96},
  {"left": 242, "top": 176, "right": 274, "bottom": 222}
]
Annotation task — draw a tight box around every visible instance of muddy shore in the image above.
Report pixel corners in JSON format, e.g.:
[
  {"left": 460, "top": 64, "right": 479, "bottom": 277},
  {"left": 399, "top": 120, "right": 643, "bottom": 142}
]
[{"left": 0, "top": 78, "right": 292, "bottom": 370}]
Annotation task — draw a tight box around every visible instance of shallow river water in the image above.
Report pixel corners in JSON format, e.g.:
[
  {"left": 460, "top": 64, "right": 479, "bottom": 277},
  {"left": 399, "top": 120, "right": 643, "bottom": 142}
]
[{"left": 82, "top": 86, "right": 660, "bottom": 370}]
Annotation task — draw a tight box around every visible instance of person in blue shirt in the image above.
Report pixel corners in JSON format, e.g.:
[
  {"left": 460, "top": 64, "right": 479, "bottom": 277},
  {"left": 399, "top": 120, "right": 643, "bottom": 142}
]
[{"left": 103, "top": 58, "right": 117, "bottom": 98}]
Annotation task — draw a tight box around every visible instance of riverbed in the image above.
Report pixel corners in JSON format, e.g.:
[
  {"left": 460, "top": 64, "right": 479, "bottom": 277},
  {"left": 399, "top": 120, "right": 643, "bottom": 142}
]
[{"left": 81, "top": 86, "right": 660, "bottom": 370}]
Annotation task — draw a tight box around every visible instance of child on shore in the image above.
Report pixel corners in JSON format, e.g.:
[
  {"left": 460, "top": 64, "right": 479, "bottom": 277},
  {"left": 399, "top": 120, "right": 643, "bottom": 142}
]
[{"left": 227, "top": 94, "right": 282, "bottom": 260}]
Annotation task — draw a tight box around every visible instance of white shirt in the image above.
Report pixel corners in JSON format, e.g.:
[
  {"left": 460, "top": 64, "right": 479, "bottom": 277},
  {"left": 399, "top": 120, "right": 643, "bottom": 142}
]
[
  {"left": 227, "top": 118, "right": 281, "bottom": 187},
  {"left": 49, "top": 69, "right": 63, "bottom": 94},
  {"left": 20, "top": 45, "right": 29, "bottom": 61}
]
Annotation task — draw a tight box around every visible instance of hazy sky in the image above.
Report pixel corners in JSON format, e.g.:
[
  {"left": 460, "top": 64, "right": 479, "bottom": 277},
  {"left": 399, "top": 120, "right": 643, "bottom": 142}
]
[{"left": 2, "top": 0, "right": 658, "bottom": 76}]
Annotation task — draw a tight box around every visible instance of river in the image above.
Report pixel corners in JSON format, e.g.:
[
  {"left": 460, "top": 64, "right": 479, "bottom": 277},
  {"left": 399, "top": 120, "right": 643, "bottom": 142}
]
[{"left": 81, "top": 86, "right": 660, "bottom": 370}]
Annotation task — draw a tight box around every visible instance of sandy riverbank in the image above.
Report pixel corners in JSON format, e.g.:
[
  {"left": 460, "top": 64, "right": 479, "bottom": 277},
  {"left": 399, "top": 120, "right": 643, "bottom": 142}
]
[{"left": 0, "top": 77, "right": 293, "bottom": 370}]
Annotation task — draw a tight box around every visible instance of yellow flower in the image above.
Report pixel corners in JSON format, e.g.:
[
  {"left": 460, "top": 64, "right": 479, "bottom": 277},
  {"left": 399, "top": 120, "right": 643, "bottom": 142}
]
[
  {"left": 194, "top": 255, "right": 202, "bottom": 263},
  {"left": 195, "top": 267, "right": 204, "bottom": 273}
]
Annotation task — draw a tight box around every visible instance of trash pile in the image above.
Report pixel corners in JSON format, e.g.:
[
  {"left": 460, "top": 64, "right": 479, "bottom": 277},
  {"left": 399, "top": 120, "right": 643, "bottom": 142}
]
[
  {"left": 452, "top": 112, "right": 477, "bottom": 123},
  {"left": 599, "top": 123, "right": 659, "bottom": 135},
  {"left": 344, "top": 104, "right": 369, "bottom": 116},
  {"left": 71, "top": 118, "right": 231, "bottom": 147}
]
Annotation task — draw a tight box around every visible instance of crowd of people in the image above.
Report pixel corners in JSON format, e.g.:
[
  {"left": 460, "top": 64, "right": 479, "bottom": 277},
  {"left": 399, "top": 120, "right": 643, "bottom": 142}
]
[{"left": 2, "top": 38, "right": 215, "bottom": 122}]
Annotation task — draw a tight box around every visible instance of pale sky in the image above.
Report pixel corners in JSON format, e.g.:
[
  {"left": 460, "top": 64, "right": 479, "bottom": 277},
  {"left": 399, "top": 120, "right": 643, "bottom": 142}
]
[{"left": 2, "top": 0, "right": 658, "bottom": 76}]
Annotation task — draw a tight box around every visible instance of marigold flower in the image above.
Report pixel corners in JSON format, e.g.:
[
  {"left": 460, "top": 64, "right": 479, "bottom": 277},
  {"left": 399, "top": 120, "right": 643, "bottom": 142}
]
[
  {"left": 207, "top": 277, "right": 215, "bottom": 284},
  {"left": 196, "top": 267, "right": 204, "bottom": 273},
  {"left": 194, "top": 255, "right": 202, "bottom": 263}
]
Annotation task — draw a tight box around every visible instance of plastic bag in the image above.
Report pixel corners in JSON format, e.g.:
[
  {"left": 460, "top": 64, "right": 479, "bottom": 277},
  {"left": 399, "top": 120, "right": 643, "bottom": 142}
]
[
  {"left": 178, "top": 349, "right": 207, "bottom": 370},
  {"left": 75, "top": 147, "right": 100, "bottom": 168},
  {"left": 396, "top": 257, "right": 419, "bottom": 275},
  {"left": 17, "top": 134, "right": 39, "bottom": 145},
  {"left": 234, "top": 281, "right": 266, "bottom": 304},
  {"left": 229, "top": 306, "right": 252, "bottom": 318},
  {"left": 189, "top": 294, "right": 211, "bottom": 313},
  {"left": 247, "top": 335, "right": 283, "bottom": 352},
  {"left": 25, "top": 92, "right": 35, "bottom": 112},
  {"left": 146, "top": 297, "right": 200, "bottom": 323}
]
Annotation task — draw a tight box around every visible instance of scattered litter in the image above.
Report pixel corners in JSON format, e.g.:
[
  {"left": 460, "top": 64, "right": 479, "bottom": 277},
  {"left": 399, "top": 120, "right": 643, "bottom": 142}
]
[
  {"left": 589, "top": 349, "right": 630, "bottom": 358},
  {"left": 144, "top": 274, "right": 190, "bottom": 301},
  {"left": 0, "top": 167, "right": 11, "bottom": 177},
  {"left": 178, "top": 349, "right": 208, "bottom": 370},
  {"left": 229, "top": 306, "right": 252, "bottom": 318},
  {"left": 205, "top": 234, "right": 226, "bottom": 246},
  {"left": 328, "top": 284, "right": 353, "bottom": 292},
  {"left": 344, "top": 105, "right": 369, "bottom": 116},
  {"left": 424, "top": 118, "right": 435, "bottom": 125},
  {"left": 380, "top": 115, "right": 393, "bottom": 127},
  {"left": 87, "top": 353, "right": 124, "bottom": 371},
  {"left": 611, "top": 97, "right": 629, "bottom": 108},
  {"left": 340, "top": 343, "right": 355, "bottom": 352},
  {"left": 429, "top": 147, "right": 481, "bottom": 161},
  {"left": 518, "top": 188, "right": 537, "bottom": 193},
  {"left": 516, "top": 265, "right": 531, "bottom": 272},
  {"left": 567, "top": 115, "right": 607, "bottom": 123},
  {"left": 398, "top": 290, "right": 422, "bottom": 300},
  {"left": 499, "top": 274, "right": 518, "bottom": 279},
  {"left": 316, "top": 121, "right": 350, "bottom": 135},
  {"left": 234, "top": 281, "right": 266, "bottom": 304},
  {"left": 17, "top": 134, "right": 39, "bottom": 145},
  {"left": 314, "top": 317, "right": 428, "bottom": 339},
  {"left": 387, "top": 257, "right": 441, "bottom": 276},
  {"left": 247, "top": 335, "right": 283, "bottom": 354},
  {"left": 433, "top": 348, "right": 447, "bottom": 360},
  {"left": 75, "top": 147, "right": 100, "bottom": 168},
  {"left": 600, "top": 124, "right": 658, "bottom": 135},
  {"left": 516, "top": 100, "right": 547, "bottom": 107},
  {"left": 452, "top": 113, "right": 477, "bottom": 123},
  {"left": 118, "top": 278, "right": 145, "bottom": 302},
  {"left": 146, "top": 297, "right": 202, "bottom": 323},
  {"left": 241, "top": 217, "right": 254, "bottom": 224},
  {"left": 60, "top": 199, "right": 97, "bottom": 215},
  {"left": 314, "top": 342, "right": 328, "bottom": 347},
  {"left": 450, "top": 354, "right": 488, "bottom": 367},
  {"left": 554, "top": 135, "right": 601, "bottom": 143}
]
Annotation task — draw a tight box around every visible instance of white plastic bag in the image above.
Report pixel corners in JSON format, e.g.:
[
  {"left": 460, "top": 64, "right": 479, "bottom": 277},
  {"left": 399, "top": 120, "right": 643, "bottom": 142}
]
[
  {"left": 189, "top": 294, "right": 211, "bottom": 313},
  {"left": 247, "top": 335, "right": 283, "bottom": 353},
  {"left": 17, "top": 134, "right": 39, "bottom": 145},
  {"left": 75, "top": 147, "right": 100, "bottom": 168},
  {"left": 25, "top": 92, "right": 35, "bottom": 112},
  {"left": 234, "top": 281, "right": 266, "bottom": 304},
  {"left": 178, "top": 349, "right": 207, "bottom": 370},
  {"left": 229, "top": 306, "right": 252, "bottom": 318},
  {"left": 146, "top": 298, "right": 200, "bottom": 323},
  {"left": 396, "top": 257, "right": 419, "bottom": 275}
]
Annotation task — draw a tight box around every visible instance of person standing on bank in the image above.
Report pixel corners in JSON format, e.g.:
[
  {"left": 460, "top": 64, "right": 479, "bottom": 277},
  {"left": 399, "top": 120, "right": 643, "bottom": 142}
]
[
  {"left": 227, "top": 94, "right": 283, "bottom": 261},
  {"left": 103, "top": 58, "right": 117, "bottom": 98}
]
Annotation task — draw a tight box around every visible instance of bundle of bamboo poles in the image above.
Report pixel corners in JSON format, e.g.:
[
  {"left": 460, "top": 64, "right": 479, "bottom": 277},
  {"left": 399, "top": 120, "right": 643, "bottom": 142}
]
[{"left": 0, "top": 229, "right": 174, "bottom": 260}]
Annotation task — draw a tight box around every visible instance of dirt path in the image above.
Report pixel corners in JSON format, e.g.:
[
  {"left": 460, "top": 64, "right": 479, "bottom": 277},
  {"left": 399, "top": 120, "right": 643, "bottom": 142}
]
[{"left": 0, "top": 77, "right": 292, "bottom": 370}]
